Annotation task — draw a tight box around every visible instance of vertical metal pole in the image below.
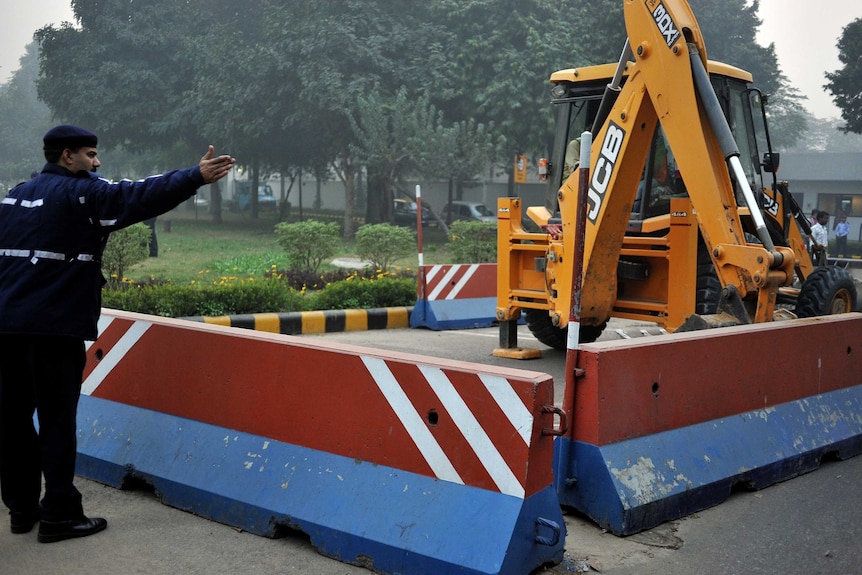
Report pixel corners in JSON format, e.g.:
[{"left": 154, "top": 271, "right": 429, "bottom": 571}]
[
  {"left": 563, "top": 132, "right": 592, "bottom": 418},
  {"left": 415, "top": 185, "right": 427, "bottom": 306}
]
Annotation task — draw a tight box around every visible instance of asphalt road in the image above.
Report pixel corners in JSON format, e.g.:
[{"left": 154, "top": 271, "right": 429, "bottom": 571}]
[{"left": 2, "top": 320, "right": 860, "bottom": 575}]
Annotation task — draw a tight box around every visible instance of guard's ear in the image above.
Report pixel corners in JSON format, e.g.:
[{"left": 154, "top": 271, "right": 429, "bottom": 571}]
[{"left": 59, "top": 148, "right": 74, "bottom": 167}]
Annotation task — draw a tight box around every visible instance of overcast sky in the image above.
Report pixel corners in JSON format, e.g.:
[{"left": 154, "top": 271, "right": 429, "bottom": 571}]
[
  {"left": 2, "top": 0, "right": 862, "bottom": 119},
  {"left": 756, "top": 0, "right": 862, "bottom": 118}
]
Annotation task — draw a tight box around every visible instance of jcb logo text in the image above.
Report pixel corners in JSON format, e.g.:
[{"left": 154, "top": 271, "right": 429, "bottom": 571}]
[{"left": 588, "top": 122, "right": 626, "bottom": 222}]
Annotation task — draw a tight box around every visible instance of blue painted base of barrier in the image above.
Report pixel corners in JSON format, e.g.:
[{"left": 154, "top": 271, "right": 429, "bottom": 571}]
[
  {"left": 76, "top": 396, "right": 565, "bottom": 575},
  {"left": 554, "top": 385, "right": 862, "bottom": 536},
  {"left": 410, "top": 297, "right": 499, "bottom": 330}
]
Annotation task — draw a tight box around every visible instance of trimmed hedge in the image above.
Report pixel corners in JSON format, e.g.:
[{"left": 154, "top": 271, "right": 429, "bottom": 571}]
[
  {"left": 102, "top": 276, "right": 416, "bottom": 317},
  {"left": 102, "top": 223, "right": 151, "bottom": 286},
  {"left": 355, "top": 223, "right": 415, "bottom": 271},
  {"left": 274, "top": 220, "right": 341, "bottom": 274},
  {"left": 102, "top": 279, "right": 309, "bottom": 317},
  {"left": 312, "top": 277, "right": 417, "bottom": 310}
]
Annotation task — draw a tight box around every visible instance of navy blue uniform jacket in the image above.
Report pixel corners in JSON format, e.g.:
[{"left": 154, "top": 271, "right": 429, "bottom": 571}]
[{"left": 0, "top": 163, "right": 205, "bottom": 340}]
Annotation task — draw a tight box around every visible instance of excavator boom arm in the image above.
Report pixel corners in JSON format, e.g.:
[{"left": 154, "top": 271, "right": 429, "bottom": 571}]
[{"left": 556, "top": 0, "right": 793, "bottom": 326}]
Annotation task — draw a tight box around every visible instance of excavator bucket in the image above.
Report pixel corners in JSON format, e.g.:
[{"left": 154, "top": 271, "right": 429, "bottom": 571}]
[{"left": 554, "top": 314, "right": 862, "bottom": 535}]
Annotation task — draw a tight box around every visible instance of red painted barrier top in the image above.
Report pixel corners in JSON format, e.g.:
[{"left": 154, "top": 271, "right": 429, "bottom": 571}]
[
  {"left": 419, "top": 264, "right": 497, "bottom": 300},
  {"left": 84, "top": 310, "right": 558, "bottom": 499},
  {"left": 572, "top": 315, "right": 862, "bottom": 445}
]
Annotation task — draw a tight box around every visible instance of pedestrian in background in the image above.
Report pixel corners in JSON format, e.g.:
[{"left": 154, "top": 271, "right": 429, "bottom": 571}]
[
  {"left": 810, "top": 210, "right": 830, "bottom": 265},
  {"left": 0, "top": 125, "right": 234, "bottom": 543},
  {"left": 834, "top": 215, "right": 850, "bottom": 256}
]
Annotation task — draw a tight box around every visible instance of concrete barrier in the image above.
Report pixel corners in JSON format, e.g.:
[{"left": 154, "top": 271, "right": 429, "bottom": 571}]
[
  {"left": 182, "top": 306, "right": 412, "bottom": 335},
  {"left": 78, "top": 310, "right": 565, "bottom": 574},
  {"left": 410, "top": 264, "right": 499, "bottom": 330},
  {"left": 555, "top": 314, "right": 862, "bottom": 535}
]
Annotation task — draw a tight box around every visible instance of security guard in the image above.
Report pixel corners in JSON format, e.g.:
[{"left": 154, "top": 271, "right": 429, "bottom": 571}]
[{"left": 0, "top": 125, "right": 235, "bottom": 542}]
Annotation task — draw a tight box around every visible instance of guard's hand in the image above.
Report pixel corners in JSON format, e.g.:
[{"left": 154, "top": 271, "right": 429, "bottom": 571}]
[{"left": 199, "top": 145, "right": 236, "bottom": 184}]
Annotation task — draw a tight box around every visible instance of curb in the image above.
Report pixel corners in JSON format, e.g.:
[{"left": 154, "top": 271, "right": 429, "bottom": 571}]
[{"left": 182, "top": 307, "right": 413, "bottom": 335}]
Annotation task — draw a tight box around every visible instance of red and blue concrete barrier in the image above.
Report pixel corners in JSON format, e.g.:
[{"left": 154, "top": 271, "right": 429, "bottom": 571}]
[
  {"left": 78, "top": 310, "right": 565, "bottom": 574},
  {"left": 555, "top": 314, "right": 862, "bottom": 535},
  {"left": 411, "top": 263, "right": 502, "bottom": 330}
]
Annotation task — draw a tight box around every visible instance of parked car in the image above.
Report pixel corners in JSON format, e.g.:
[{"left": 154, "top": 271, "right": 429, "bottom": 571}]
[
  {"left": 228, "top": 183, "right": 278, "bottom": 212},
  {"left": 441, "top": 200, "right": 495, "bottom": 224},
  {"left": 393, "top": 198, "right": 435, "bottom": 227}
]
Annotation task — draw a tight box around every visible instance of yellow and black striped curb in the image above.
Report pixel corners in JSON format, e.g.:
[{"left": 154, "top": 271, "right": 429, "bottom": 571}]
[{"left": 182, "top": 307, "right": 413, "bottom": 335}]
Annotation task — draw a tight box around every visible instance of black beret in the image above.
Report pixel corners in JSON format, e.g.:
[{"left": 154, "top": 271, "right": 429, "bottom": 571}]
[{"left": 43, "top": 125, "right": 98, "bottom": 150}]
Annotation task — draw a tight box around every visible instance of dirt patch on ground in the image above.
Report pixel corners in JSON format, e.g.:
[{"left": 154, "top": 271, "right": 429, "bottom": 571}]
[{"left": 535, "top": 513, "right": 682, "bottom": 574}]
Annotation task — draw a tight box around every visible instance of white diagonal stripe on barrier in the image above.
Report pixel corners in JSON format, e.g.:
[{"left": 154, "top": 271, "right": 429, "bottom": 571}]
[
  {"left": 445, "top": 264, "right": 479, "bottom": 300},
  {"left": 81, "top": 320, "right": 152, "bottom": 396},
  {"left": 427, "top": 265, "right": 461, "bottom": 301},
  {"left": 479, "top": 374, "right": 533, "bottom": 446},
  {"left": 419, "top": 365, "right": 525, "bottom": 499},
  {"left": 361, "top": 356, "right": 464, "bottom": 486},
  {"left": 424, "top": 264, "right": 443, "bottom": 284}
]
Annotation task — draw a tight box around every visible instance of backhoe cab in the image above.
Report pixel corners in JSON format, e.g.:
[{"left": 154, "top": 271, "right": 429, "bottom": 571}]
[{"left": 497, "top": 0, "right": 856, "bottom": 350}]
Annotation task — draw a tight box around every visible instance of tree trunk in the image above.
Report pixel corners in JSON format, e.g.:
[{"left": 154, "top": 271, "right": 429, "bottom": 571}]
[
  {"left": 446, "top": 178, "right": 454, "bottom": 225},
  {"left": 251, "top": 157, "right": 260, "bottom": 219},
  {"left": 366, "top": 168, "right": 385, "bottom": 224},
  {"left": 210, "top": 181, "right": 223, "bottom": 224},
  {"left": 343, "top": 170, "right": 355, "bottom": 238}
]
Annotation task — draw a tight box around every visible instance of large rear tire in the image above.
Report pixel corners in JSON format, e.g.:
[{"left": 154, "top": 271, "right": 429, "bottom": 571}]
[
  {"left": 524, "top": 309, "right": 606, "bottom": 350},
  {"left": 694, "top": 242, "right": 722, "bottom": 314},
  {"left": 795, "top": 266, "right": 857, "bottom": 317}
]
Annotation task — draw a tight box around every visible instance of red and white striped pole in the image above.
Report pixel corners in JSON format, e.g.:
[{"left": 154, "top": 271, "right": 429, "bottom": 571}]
[
  {"left": 415, "top": 185, "right": 427, "bottom": 304},
  {"left": 564, "top": 131, "right": 592, "bottom": 411}
]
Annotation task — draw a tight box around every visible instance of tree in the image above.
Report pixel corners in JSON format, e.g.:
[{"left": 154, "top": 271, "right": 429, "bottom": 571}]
[
  {"left": 567, "top": 0, "right": 809, "bottom": 147},
  {"left": 414, "top": 116, "right": 498, "bottom": 229},
  {"left": 36, "top": 0, "right": 205, "bottom": 151},
  {"left": 825, "top": 18, "right": 862, "bottom": 134},
  {"left": 30, "top": 0, "right": 807, "bottom": 230},
  {"left": 429, "top": 0, "right": 591, "bottom": 181},
  {"left": 0, "top": 42, "right": 53, "bottom": 191},
  {"left": 349, "top": 87, "right": 417, "bottom": 225},
  {"left": 785, "top": 113, "right": 862, "bottom": 153},
  {"left": 35, "top": 0, "right": 240, "bottom": 222},
  {"left": 265, "top": 0, "right": 450, "bottom": 237},
  {"left": 181, "top": 1, "right": 316, "bottom": 221},
  {"left": 690, "top": 0, "right": 807, "bottom": 147}
]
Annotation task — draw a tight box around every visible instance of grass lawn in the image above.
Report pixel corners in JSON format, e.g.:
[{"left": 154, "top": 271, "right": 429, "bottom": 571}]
[{"left": 127, "top": 205, "right": 453, "bottom": 284}]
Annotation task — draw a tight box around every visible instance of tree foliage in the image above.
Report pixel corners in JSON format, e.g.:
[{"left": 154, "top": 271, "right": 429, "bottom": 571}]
[
  {"left": 690, "top": 0, "right": 808, "bottom": 146},
  {"left": 349, "top": 87, "right": 430, "bottom": 224},
  {"left": 25, "top": 0, "right": 815, "bottom": 212},
  {"left": 825, "top": 18, "right": 862, "bottom": 134},
  {"left": 350, "top": 87, "right": 498, "bottom": 225},
  {"left": 429, "top": 0, "right": 591, "bottom": 164},
  {"left": 35, "top": 0, "right": 206, "bottom": 151},
  {"left": 0, "top": 43, "right": 53, "bottom": 190}
]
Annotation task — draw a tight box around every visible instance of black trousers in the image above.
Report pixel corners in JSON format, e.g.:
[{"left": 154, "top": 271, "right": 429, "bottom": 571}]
[{"left": 0, "top": 335, "right": 86, "bottom": 521}]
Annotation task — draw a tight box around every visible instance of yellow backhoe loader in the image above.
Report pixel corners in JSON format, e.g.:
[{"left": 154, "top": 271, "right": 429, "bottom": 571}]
[{"left": 496, "top": 0, "right": 856, "bottom": 350}]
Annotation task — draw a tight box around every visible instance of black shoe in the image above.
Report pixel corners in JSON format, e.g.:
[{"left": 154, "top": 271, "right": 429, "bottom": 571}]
[
  {"left": 38, "top": 516, "right": 107, "bottom": 543},
  {"left": 10, "top": 509, "right": 40, "bottom": 534}
]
